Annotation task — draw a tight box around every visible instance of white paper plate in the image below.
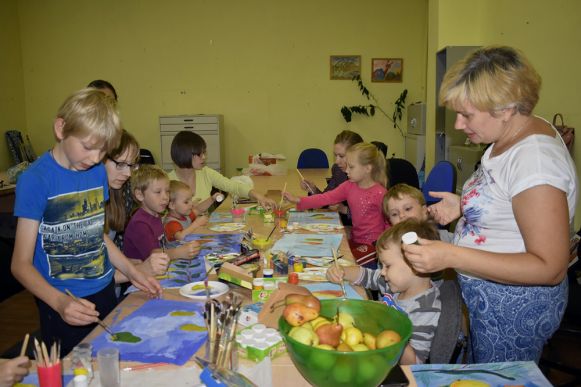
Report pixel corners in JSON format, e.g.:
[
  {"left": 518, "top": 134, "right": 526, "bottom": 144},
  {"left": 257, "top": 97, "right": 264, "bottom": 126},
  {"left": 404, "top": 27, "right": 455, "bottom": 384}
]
[
  {"left": 208, "top": 223, "right": 246, "bottom": 232},
  {"left": 299, "top": 223, "right": 344, "bottom": 232},
  {"left": 179, "top": 281, "right": 229, "bottom": 300}
]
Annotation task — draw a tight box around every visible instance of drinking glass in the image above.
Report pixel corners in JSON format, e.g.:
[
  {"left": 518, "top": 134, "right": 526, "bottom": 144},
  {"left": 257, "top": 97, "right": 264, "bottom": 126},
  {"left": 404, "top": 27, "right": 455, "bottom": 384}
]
[{"left": 97, "top": 347, "right": 120, "bottom": 387}]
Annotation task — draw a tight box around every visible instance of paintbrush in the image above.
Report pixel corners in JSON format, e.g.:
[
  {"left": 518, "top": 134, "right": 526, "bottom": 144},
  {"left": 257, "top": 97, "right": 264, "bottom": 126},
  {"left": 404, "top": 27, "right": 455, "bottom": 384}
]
[
  {"left": 279, "top": 182, "right": 287, "bottom": 208},
  {"left": 266, "top": 224, "right": 278, "bottom": 241},
  {"left": 296, "top": 169, "right": 314, "bottom": 194},
  {"left": 65, "top": 289, "right": 118, "bottom": 340},
  {"left": 332, "top": 248, "right": 347, "bottom": 298},
  {"left": 20, "top": 334, "right": 29, "bottom": 357}
]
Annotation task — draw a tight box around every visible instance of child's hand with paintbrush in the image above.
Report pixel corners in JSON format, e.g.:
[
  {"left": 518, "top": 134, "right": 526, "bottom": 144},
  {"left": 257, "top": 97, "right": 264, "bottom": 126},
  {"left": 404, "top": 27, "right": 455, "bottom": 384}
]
[
  {"left": 171, "top": 240, "right": 201, "bottom": 260},
  {"left": 56, "top": 290, "right": 100, "bottom": 326},
  {"left": 326, "top": 263, "right": 361, "bottom": 285},
  {"left": 282, "top": 191, "right": 301, "bottom": 204}
]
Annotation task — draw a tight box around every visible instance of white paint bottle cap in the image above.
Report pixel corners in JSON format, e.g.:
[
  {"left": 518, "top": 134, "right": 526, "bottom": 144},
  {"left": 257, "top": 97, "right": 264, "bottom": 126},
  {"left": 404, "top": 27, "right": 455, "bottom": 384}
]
[{"left": 402, "top": 232, "right": 419, "bottom": 245}]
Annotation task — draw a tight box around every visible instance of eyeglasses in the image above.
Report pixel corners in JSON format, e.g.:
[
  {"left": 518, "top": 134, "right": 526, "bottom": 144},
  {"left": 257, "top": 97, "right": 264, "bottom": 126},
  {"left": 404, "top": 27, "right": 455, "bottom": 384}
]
[{"left": 108, "top": 157, "right": 139, "bottom": 171}]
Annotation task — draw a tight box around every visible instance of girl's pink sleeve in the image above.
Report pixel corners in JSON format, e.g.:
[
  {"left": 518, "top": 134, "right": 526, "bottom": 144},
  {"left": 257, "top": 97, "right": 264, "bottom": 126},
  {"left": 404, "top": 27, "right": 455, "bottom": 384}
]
[{"left": 297, "top": 181, "right": 349, "bottom": 210}]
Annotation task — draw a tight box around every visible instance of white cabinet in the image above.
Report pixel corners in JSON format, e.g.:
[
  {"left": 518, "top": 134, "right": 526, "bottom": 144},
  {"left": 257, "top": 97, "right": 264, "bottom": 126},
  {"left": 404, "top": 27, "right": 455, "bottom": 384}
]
[{"left": 159, "top": 115, "right": 224, "bottom": 172}]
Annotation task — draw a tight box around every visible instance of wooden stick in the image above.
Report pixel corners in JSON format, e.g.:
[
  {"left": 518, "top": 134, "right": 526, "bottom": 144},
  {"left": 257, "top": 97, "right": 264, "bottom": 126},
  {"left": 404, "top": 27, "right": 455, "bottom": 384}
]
[
  {"left": 332, "top": 248, "right": 347, "bottom": 298},
  {"left": 296, "top": 169, "right": 315, "bottom": 194},
  {"left": 65, "top": 289, "right": 118, "bottom": 339},
  {"left": 122, "top": 362, "right": 168, "bottom": 371},
  {"left": 279, "top": 182, "right": 287, "bottom": 207},
  {"left": 20, "top": 334, "right": 29, "bottom": 357},
  {"left": 41, "top": 341, "right": 50, "bottom": 367},
  {"left": 34, "top": 338, "right": 42, "bottom": 365}
]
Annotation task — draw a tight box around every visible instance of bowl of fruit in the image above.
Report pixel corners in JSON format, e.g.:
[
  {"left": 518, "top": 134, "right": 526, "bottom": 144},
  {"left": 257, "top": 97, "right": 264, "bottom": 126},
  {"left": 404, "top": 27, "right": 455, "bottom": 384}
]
[{"left": 278, "top": 297, "right": 412, "bottom": 387}]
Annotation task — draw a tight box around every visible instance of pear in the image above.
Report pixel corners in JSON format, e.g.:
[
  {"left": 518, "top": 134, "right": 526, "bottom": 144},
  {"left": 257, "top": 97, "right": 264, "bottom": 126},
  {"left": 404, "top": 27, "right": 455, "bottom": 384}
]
[
  {"left": 336, "top": 342, "right": 353, "bottom": 352},
  {"left": 282, "top": 303, "right": 319, "bottom": 326},
  {"left": 285, "top": 294, "right": 321, "bottom": 312},
  {"left": 337, "top": 312, "right": 355, "bottom": 329},
  {"left": 351, "top": 343, "right": 370, "bottom": 351},
  {"left": 311, "top": 316, "right": 331, "bottom": 331},
  {"left": 315, "top": 323, "right": 343, "bottom": 347},
  {"left": 363, "top": 332, "right": 376, "bottom": 350},
  {"left": 343, "top": 327, "right": 363, "bottom": 347},
  {"left": 376, "top": 329, "right": 402, "bottom": 349}
]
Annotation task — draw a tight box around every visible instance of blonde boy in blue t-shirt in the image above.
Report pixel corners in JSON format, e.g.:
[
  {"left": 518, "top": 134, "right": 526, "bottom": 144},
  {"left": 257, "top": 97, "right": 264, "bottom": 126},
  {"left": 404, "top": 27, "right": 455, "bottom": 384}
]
[{"left": 11, "top": 88, "right": 163, "bottom": 355}]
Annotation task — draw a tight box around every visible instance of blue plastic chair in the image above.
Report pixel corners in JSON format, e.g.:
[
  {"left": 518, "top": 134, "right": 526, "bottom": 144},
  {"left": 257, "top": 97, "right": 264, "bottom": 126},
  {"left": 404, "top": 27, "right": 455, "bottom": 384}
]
[
  {"left": 422, "top": 161, "right": 456, "bottom": 205},
  {"left": 297, "top": 148, "right": 329, "bottom": 169}
]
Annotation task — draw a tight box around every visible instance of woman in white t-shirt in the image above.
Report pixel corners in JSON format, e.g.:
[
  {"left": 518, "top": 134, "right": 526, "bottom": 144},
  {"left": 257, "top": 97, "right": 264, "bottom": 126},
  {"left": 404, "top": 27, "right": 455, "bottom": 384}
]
[{"left": 402, "top": 46, "right": 578, "bottom": 363}]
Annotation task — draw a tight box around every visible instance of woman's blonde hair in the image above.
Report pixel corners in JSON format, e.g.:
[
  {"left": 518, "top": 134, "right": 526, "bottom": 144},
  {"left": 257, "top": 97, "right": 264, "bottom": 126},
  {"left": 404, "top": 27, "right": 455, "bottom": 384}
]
[
  {"left": 105, "top": 130, "right": 140, "bottom": 232},
  {"left": 57, "top": 88, "right": 121, "bottom": 153},
  {"left": 382, "top": 183, "right": 426, "bottom": 217},
  {"left": 439, "top": 46, "right": 541, "bottom": 116},
  {"left": 347, "top": 142, "right": 387, "bottom": 186},
  {"left": 131, "top": 165, "right": 168, "bottom": 201}
]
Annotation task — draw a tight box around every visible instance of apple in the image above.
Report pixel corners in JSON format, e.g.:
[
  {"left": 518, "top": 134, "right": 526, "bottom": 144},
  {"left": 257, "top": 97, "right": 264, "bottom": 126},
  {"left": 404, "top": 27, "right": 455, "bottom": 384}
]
[
  {"left": 363, "top": 332, "right": 376, "bottom": 350},
  {"left": 376, "top": 329, "right": 401, "bottom": 349},
  {"left": 343, "top": 326, "right": 363, "bottom": 347},
  {"left": 289, "top": 326, "right": 319, "bottom": 346}
]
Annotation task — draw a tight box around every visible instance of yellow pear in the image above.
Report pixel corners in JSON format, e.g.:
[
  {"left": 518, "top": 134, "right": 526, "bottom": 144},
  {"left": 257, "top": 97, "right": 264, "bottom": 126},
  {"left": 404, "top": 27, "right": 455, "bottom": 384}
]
[
  {"left": 351, "top": 343, "right": 370, "bottom": 351},
  {"left": 336, "top": 342, "right": 353, "bottom": 352},
  {"left": 337, "top": 312, "right": 355, "bottom": 329},
  {"left": 363, "top": 332, "right": 376, "bottom": 350},
  {"left": 376, "top": 329, "right": 401, "bottom": 349},
  {"left": 343, "top": 327, "right": 363, "bottom": 347}
]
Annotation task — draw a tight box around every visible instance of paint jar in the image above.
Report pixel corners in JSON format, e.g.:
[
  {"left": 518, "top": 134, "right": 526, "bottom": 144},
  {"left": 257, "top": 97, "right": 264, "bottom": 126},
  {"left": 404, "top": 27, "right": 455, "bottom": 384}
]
[
  {"left": 287, "top": 256, "right": 294, "bottom": 273},
  {"left": 402, "top": 231, "right": 419, "bottom": 245},
  {"left": 293, "top": 257, "right": 304, "bottom": 273},
  {"left": 288, "top": 272, "right": 299, "bottom": 285},
  {"left": 71, "top": 343, "right": 93, "bottom": 379},
  {"left": 231, "top": 208, "right": 245, "bottom": 222},
  {"left": 253, "top": 278, "right": 264, "bottom": 291},
  {"left": 73, "top": 375, "right": 88, "bottom": 387},
  {"left": 263, "top": 281, "right": 275, "bottom": 291},
  {"left": 263, "top": 211, "right": 274, "bottom": 223},
  {"left": 263, "top": 268, "right": 274, "bottom": 278}
]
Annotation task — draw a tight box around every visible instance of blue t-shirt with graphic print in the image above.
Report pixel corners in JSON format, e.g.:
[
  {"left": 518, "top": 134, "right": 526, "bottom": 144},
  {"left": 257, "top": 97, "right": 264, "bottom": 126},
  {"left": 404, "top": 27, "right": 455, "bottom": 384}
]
[{"left": 14, "top": 152, "right": 113, "bottom": 297}]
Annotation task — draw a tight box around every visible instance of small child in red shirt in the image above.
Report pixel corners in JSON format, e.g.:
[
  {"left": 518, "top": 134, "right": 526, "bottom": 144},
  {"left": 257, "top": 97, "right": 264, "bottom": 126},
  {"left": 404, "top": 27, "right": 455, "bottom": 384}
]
[{"left": 164, "top": 180, "right": 209, "bottom": 241}]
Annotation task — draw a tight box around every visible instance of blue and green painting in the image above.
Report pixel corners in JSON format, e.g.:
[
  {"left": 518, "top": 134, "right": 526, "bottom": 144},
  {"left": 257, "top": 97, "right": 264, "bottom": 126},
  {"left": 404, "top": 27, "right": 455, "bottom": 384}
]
[{"left": 91, "top": 299, "right": 207, "bottom": 365}]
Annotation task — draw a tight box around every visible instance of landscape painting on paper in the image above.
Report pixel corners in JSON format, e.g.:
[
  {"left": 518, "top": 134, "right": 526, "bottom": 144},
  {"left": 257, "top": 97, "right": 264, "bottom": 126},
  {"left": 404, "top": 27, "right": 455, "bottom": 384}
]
[
  {"left": 288, "top": 211, "right": 342, "bottom": 226},
  {"left": 272, "top": 233, "right": 343, "bottom": 257},
  {"left": 91, "top": 299, "right": 207, "bottom": 365},
  {"left": 371, "top": 58, "right": 403, "bottom": 82},
  {"left": 411, "top": 361, "right": 552, "bottom": 387},
  {"left": 330, "top": 55, "right": 361, "bottom": 80}
]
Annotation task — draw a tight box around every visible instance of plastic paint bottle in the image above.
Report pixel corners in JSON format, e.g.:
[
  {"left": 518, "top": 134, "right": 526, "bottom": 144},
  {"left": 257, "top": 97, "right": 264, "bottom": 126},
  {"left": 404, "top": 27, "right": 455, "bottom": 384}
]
[{"left": 402, "top": 231, "right": 419, "bottom": 245}]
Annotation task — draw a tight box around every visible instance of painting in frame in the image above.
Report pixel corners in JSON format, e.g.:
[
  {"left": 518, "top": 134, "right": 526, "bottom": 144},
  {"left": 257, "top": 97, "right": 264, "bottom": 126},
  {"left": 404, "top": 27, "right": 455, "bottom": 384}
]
[
  {"left": 330, "top": 55, "right": 361, "bottom": 80},
  {"left": 371, "top": 58, "right": 403, "bottom": 82}
]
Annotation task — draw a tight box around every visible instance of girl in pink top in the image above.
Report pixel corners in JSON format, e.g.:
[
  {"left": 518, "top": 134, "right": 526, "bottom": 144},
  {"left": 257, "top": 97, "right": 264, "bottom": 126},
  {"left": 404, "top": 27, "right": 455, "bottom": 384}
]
[{"left": 285, "top": 143, "right": 388, "bottom": 267}]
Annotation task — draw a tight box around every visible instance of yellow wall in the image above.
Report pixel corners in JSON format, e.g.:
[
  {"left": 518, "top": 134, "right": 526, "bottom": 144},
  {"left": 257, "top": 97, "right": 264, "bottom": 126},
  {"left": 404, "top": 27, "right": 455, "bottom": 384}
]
[
  {"left": 0, "top": 0, "right": 26, "bottom": 170},
  {"left": 426, "top": 0, "right": 581, "bottom": 226},
  {"left": 9, "top": 0, "right": 428, "bottom": 176}
]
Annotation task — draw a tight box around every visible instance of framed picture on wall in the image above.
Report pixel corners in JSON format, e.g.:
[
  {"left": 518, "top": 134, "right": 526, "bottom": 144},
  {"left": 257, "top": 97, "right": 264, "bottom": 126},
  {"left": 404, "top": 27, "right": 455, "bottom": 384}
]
[
  {"left": 371, "top": 58, "right": 403, "bottom": 82},
  {"left": 330, "top": 55, "right": 361, "bottom": 80}
]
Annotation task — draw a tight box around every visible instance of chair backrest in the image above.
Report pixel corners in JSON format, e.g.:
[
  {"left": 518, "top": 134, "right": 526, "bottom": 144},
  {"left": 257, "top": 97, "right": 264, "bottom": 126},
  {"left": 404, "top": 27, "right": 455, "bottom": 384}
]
[
  {"left": 422, "top": 160, "right": 456, "bottom": 205},
  {"left": 427, "top": 279, "right": 468, "bottom": 364},
  {"left": 297, "top": 148, "right": 329, "bottom": 169},
  {"left": 139, "top": 148, "right": 156, "bottom": 165},
  {"left": 387, "top": 158, "right": 419, "bottom": 189},
  {"left": 371, "top": 141, "right": 388, "bottom": 158}
]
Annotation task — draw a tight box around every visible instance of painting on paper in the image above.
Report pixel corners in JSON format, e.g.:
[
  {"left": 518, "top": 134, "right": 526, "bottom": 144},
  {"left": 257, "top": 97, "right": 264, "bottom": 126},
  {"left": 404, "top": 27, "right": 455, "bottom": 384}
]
[
  {"left": 303, "top": 283, "right": 363, "bottom": 300},
  {"left": 209, "top": 212, "right": 233, "bottom": 223},
  {"left": 288, "top": 211, "right": 342, "bottom": 226},
  {"left": 91, "top": 299, "right": 207, "bottom": 365},
  {"left": 182, "top": 233, "right": 243, "bottom": 256},
  {"left": 271, "top": 233, "right": 343, "bottom": 257},
  {"left": 371, "top": 58, "right": 403, "bottom": 82},
  {"left": 411, "top": 361, "right": 552, "bottom": 387},
  {"left": 330, "top": 55, "right": 361, "bottom": 80}
]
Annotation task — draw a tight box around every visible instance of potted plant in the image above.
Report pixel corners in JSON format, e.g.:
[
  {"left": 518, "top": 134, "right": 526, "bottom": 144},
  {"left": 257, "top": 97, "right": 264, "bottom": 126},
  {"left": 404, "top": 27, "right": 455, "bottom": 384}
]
[{"left": 340, "top": 75, "right": 408, "bottom": 137}]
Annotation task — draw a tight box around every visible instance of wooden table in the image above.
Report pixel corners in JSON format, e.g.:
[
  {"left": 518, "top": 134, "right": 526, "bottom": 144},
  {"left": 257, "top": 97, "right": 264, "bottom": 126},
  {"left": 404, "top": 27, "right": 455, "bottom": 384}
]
[{"left": 82, "top": 169, "right": 381, "bottom": 386}]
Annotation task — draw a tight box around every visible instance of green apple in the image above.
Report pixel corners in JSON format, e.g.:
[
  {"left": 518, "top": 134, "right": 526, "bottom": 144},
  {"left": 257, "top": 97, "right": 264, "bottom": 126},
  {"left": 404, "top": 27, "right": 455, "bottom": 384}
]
[{"left": 289, "top": 326, "right": 316, "bottom": 346}]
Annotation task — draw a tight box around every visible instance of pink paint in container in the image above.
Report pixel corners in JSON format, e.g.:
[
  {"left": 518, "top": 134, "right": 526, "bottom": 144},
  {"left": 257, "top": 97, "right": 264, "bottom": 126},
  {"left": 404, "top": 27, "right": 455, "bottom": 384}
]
[{"left": 231, "top": 208, "right": 245, "bottom": 222}]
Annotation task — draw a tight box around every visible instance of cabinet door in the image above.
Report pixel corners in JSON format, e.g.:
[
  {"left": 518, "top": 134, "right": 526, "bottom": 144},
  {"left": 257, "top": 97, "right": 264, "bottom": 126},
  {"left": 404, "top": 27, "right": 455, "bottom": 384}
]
[{"left": 161, "top": 133, "right": 220, "bottom": 172}]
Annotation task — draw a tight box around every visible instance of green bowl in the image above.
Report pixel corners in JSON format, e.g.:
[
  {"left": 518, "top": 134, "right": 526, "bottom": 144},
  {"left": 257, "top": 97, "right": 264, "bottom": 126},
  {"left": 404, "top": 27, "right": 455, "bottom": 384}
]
[{"left": 279, "top": 299, "right": 412, "bottom": 387}]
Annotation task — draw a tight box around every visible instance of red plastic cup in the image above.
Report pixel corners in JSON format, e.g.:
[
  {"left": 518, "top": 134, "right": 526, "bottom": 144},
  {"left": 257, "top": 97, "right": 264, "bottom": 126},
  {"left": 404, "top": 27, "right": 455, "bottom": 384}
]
[
  {"left": 38, "top": 362, "right": 62, "bottom": 387},
  {"left": 273, "top": 209, "right": 287, "bottom": 218}
]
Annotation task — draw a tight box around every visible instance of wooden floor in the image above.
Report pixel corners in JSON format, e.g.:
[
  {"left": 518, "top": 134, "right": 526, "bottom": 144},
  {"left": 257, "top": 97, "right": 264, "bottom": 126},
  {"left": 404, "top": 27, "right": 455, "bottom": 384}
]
[{"left": 0, "top": 290, "right": 39, "bottom": 356}]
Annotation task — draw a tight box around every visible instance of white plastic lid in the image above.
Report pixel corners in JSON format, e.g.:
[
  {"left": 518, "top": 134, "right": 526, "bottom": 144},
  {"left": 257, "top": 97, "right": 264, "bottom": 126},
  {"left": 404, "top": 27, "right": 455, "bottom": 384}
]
[
  {"left": 251, "top": 324, "right": 266, "bottom": 333},
  {"left": 264, "top": 328, "right": 278, "bottom": 337},
  {"left": 216, "top": 194, "right": 224, "bottom": 202},
  {"left": 401, "top": 231, "right": 419, "bottom": 245}
]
